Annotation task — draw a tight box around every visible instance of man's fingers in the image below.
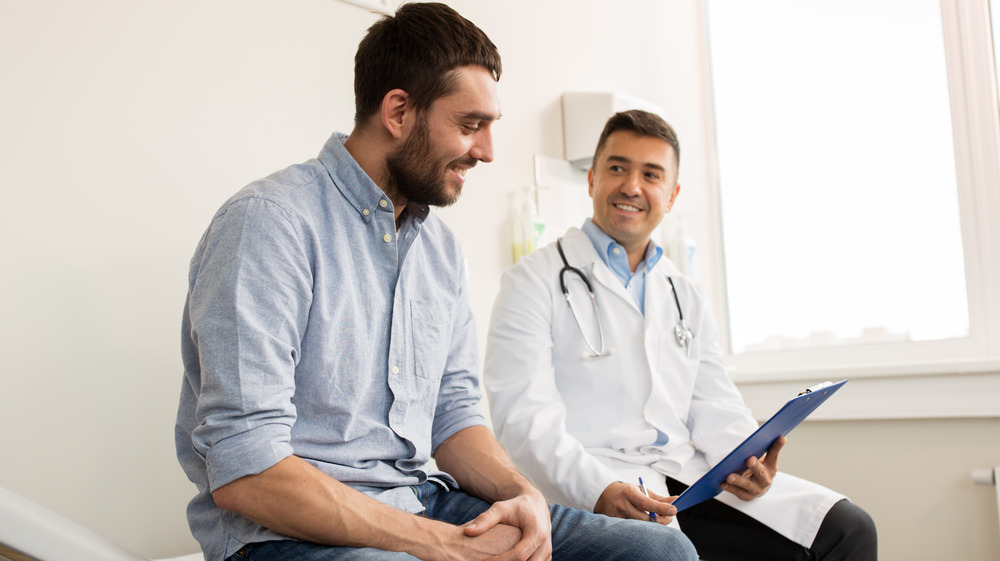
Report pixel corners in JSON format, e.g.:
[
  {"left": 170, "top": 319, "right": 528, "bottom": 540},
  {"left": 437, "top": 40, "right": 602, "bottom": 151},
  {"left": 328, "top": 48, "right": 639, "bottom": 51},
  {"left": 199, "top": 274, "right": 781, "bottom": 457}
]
[
  {"left": 488, "top": 526, "right": 549, "bottom": 561},
  {"left": 722, "top": 449, "right": 778, "bottom": 501},
  {"left": 477, "top": 494, "right": 551, "bottom": 561},
  {"left": 641, "top": 490, "right": 678, "bottom": 518},
  {"left": 464, "top": 507, "right": 502, "bottom": 536},
  {"left": 726, "top": 468, "right": 762, "bottom": 494},
  {"left": 629, "top": 486, "right": 677, "bottom": 522},
  {"left": 518, "top": 526, "right": 551, "bottom": 561},
  {"left": 763, "top": 436, "right": 786, "bottom": 470},
  {"left": 720, "top": 481, "right": 755, "bottom": 500}
]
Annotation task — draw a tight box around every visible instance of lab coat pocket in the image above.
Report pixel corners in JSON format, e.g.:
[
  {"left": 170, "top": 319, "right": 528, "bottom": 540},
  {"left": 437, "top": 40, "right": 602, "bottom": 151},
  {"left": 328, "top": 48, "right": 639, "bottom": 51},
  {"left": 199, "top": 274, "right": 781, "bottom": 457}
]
[{"left": 411, "top": 300, "right": 450, "bottom": 381}]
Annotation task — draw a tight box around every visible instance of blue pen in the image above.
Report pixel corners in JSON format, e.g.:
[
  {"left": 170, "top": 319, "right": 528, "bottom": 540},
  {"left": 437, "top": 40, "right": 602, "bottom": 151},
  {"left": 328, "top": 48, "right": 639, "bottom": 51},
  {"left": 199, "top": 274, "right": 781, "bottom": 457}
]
[{"left": 638, "top": 477, "right": 657, "bottom": 522}]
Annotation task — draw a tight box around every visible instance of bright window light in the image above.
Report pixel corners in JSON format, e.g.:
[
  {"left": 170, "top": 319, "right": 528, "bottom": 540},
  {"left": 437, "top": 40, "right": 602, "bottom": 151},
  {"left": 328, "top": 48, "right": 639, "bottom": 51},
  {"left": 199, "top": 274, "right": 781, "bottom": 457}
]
[{"left": 707, "top": 0, "right": 969, "bottom": 354}]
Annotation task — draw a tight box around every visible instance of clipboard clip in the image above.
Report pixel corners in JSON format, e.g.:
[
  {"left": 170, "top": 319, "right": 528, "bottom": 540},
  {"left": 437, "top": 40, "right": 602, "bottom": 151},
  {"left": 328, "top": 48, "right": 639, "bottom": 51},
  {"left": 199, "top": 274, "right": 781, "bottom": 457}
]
[{"left": 798, "top": 380, "right": 835, "bottom": 396}]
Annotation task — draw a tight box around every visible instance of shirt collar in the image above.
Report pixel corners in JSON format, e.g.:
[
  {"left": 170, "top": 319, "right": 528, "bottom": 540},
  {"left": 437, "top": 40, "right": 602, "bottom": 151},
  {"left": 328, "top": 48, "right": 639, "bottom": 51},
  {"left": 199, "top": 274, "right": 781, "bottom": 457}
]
[
  {"left": 318, "top": 132, "right": 429, "bottom": 226},
  {"left": 581, "top": 218, "right": 663, "bottom": 277}
]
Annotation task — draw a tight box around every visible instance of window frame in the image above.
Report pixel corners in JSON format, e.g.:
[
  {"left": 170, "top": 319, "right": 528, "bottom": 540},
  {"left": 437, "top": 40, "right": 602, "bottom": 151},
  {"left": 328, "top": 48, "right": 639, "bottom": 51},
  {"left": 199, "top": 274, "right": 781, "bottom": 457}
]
[{"left": 698, "top": 0, "right": 1000, "bottom": 418}]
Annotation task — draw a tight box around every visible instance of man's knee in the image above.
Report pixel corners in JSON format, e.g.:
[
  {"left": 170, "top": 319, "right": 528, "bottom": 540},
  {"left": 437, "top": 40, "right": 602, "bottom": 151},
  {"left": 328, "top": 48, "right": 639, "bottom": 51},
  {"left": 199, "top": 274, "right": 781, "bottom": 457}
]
[
  {"left": 550, "top": 505, "right": 698, "bottom": 560},
  {"left": 830, "top": 499, "right": 877, "bottom": 543},
  {"left": 812, "top": 499, "right": 877, "bottom": 561},
  {"left": 625, "top": 522, "right": 700, "bottom": 560}
]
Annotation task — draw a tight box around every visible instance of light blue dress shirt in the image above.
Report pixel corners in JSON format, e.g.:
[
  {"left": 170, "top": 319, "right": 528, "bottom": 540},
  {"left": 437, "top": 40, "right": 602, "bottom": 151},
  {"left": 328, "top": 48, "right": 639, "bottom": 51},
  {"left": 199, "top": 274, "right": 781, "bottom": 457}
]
[
  {"left": 581, "top": 218, "right": 663, "bottom": 314},
  {"left": 176, "top": 133, "right": 485, "bottom": 561}
]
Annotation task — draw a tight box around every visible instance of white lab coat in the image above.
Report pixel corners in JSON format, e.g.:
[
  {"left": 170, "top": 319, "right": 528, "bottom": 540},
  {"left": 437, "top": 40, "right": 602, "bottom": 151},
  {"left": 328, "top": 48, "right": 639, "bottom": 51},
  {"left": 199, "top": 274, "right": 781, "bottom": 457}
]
[{"left": 484, "top": 227, "right": 844, "bottom": 547}]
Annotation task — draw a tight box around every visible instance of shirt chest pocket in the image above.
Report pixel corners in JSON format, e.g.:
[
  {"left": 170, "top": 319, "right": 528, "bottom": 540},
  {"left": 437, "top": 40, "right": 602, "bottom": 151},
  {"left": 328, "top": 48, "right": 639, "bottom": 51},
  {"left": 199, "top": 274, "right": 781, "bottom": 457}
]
[{"left": 411, "top": 300, "right": 451, "bottom": 381}]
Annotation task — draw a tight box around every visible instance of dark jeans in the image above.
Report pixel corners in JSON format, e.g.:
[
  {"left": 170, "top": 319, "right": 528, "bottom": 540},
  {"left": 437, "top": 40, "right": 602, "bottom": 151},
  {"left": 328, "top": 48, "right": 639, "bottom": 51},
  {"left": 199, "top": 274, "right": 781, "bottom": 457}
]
[
  {"left": 666, "top": 477, "right": 877, "bottom": 561},
  {"left": 227, "top": 481, "right": 698, "bottom": 561}
]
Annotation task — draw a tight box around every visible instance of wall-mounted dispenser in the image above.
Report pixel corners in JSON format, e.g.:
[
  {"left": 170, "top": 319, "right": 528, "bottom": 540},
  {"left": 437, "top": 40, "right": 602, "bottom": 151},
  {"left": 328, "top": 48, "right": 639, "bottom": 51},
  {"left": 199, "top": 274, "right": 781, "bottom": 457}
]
[{"left": 561, "top": 92, "right": 668, "bottom": 171}]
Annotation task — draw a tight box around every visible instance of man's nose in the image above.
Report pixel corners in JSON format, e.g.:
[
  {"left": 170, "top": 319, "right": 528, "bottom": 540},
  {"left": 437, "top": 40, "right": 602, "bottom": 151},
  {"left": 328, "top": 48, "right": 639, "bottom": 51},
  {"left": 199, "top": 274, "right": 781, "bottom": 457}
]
[
  {"left": 620, "top": 171, "right": 642, "bottom": 195},
  {"left": 470, "top": 129, "right": 494, "bottom": 163}
]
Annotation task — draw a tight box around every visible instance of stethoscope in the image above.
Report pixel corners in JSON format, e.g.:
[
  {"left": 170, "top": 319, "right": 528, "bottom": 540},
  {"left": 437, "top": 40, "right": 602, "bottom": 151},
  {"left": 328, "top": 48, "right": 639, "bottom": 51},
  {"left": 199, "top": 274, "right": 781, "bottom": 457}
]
[{"left": 556, "top": 237, "right": 695, "bottom": 359}]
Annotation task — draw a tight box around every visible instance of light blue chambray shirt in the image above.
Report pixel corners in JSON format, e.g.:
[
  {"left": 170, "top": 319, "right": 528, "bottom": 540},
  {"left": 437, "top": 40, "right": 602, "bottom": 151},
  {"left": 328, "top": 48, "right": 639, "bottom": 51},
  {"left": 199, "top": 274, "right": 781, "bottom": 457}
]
[
  {"left": 581, "top": 218, "right": 663, "bottom": 314},
  {"left": 175, "top": 133, "right": 485, "bottom": 561}
]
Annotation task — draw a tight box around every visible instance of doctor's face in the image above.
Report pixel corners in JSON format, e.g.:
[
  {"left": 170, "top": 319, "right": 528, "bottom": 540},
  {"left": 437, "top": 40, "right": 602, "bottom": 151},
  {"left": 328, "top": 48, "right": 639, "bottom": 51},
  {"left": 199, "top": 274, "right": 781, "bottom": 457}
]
[{"left": 589, "top": 131, "right": 680, "bottom": 254}]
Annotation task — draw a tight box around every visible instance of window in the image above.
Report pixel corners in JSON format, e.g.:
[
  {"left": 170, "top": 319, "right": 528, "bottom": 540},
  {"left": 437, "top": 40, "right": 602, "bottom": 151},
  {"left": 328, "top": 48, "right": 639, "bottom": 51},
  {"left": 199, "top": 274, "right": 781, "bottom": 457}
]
[{"left": 703, "top": 0, "right": 1000, "bottom": 383}]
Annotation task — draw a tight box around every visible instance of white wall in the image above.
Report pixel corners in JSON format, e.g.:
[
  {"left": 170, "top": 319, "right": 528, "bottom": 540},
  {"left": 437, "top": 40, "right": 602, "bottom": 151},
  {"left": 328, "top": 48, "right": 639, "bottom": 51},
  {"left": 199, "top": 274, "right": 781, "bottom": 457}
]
[
  {"left": 0, "top": 1, "right": 997, "bottom": 560},
  {"left": 0, "top": 1, "right": 366, "bottom": 556}
]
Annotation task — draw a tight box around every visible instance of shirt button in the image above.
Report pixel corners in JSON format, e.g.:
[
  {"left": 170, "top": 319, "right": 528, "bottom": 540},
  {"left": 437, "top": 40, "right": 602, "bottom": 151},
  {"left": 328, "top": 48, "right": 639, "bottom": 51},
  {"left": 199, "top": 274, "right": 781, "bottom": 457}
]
[
  {"left": 362, "top": 208, "right": 370, "bottom": 216},
  {"left": 379, "top": 199, "right": 389, "bottom": 208},
  {"left": 383, "top": 233, "right": 393, "bottom": 243},
  {"left": 392, "top": 365, "right": 400, "bottom": 375},
  {"left": 613, "top": 248, "right": 621, "bottom": 255}
]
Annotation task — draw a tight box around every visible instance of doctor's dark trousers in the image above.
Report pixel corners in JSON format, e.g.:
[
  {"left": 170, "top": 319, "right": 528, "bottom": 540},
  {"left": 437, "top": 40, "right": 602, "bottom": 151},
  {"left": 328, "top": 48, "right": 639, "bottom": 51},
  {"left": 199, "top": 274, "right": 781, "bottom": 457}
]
[{"left": 666, "top": 477, "right": 877, "bottom": 561}]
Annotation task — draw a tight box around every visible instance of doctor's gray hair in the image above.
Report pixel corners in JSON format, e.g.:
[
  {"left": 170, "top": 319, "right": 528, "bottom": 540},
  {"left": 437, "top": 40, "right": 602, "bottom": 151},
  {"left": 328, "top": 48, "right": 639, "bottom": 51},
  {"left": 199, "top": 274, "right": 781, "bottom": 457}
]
[{"left": 592, "top": 110, "right": 680, "bottom": 170}]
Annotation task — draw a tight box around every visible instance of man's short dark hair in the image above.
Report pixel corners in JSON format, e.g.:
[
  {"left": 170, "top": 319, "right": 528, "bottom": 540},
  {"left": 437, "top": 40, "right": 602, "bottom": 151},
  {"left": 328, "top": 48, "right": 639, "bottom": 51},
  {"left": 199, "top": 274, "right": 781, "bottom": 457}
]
[
  {"left": 593, "top": 110, "right": 680, "bottom": 170},
  {"left": 353, "top": 2, "right": 502, "bottom": 127}
]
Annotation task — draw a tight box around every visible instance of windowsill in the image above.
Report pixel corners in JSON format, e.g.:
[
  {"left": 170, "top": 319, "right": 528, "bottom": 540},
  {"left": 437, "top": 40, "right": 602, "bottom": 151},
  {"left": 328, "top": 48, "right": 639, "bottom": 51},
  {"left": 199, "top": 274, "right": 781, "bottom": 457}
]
[
  {"left": 731, "top": 358, "right": 1000, "bottom": 421},
  {"left": 730, "top": 356, "right": 1000, "bottom": 384}
]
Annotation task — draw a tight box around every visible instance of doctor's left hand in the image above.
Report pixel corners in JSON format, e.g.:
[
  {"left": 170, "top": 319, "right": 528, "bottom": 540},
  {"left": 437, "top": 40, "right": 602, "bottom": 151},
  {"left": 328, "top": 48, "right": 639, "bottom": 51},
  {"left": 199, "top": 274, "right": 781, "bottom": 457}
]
[{"left": 720, "top": 436, "right": 786, "bottom": 501}]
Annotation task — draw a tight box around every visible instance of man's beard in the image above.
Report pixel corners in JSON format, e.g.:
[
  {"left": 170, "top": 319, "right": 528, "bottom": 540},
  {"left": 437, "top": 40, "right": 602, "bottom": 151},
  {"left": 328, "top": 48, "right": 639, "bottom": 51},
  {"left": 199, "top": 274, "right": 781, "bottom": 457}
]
[{"left": 385, "top": 117, "right": 464, "bottom": 208}]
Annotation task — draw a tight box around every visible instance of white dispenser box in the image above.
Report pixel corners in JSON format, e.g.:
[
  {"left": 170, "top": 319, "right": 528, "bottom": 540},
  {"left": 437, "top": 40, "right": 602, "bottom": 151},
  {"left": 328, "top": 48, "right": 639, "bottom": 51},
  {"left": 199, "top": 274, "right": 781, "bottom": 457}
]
[{"left": 561, "top": 92, "right": 668, "bottom": 170}]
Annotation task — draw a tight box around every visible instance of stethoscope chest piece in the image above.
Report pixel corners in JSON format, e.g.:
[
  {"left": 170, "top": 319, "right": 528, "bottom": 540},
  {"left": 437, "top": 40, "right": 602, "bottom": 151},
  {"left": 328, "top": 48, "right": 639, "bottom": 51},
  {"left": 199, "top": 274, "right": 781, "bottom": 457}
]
[
  {"left": 667, "top": 277, "right": 694, "bottom": 357},
  {"left": 675, "top": 321, "right": 694, "bottom": 357}
]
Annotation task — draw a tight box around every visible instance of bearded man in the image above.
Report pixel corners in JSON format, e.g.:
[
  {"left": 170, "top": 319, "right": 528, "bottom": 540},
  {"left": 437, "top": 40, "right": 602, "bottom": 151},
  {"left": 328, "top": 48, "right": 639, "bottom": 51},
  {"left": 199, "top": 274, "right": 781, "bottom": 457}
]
[{"left": 173, "top": 4, "right": 697, "bottom": 561}]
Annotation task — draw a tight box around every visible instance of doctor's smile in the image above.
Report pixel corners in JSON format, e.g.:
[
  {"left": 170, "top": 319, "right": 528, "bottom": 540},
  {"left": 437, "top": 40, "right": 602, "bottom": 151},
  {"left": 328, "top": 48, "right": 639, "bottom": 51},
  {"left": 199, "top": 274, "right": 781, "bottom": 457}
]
[{"left": 611, "top": 199, "right": 646, "bottom": 214}]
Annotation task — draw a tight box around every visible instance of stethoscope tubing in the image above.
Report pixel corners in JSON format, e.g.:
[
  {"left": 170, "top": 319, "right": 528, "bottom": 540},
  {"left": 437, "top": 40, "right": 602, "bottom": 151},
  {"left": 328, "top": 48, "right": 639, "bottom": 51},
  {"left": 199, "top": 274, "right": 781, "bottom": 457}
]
[
  {"left": 557, "top": 238, "right": 607, "bottom": 357},
  {"left": 555, "top": 237, "right": 694, "bottom": 358}
]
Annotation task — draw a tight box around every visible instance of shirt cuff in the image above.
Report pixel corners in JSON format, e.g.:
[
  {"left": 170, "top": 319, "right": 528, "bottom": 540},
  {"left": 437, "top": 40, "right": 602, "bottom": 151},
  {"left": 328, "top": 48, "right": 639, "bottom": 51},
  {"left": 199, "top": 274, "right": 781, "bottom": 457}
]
[
  {"left": 581, "top": 469, "right": 623, "bottom": 512},
  {"left": 204, "top": 424, "right": 294, "bottom": 491},
  {"left": 431, "top": 410, "right": 487, "bottom": 453}
]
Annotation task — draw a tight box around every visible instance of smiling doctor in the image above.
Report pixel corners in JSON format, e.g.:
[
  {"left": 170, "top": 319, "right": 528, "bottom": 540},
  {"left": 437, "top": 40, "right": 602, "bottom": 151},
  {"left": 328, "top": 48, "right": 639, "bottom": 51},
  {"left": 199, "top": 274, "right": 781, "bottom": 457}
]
[{"left": 484, "top": 110, "right": 876, "bottom": 561}]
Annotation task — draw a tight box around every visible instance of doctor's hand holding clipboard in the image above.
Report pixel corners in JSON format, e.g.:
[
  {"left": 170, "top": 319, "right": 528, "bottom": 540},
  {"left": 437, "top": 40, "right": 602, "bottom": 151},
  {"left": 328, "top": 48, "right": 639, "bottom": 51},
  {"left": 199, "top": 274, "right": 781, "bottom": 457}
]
[
  {"left": 603, "top": 379, "right": 846, "bottom": 523},
  {"left": 670, "top": 379, "right": 849, "bottom": 513},
  {"left": 718, "top": 435, "right": 786, "bottom": 502},
  {"left": 591, "top": 436, "right": 787, "bottom": 526}
]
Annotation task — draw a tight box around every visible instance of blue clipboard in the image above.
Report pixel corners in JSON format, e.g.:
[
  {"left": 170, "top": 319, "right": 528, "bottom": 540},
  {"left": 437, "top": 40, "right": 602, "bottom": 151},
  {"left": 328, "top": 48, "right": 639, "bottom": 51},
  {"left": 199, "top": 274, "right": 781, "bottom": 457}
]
[{"left": 671, "top": 379, "right": 848, "bottom": 512}]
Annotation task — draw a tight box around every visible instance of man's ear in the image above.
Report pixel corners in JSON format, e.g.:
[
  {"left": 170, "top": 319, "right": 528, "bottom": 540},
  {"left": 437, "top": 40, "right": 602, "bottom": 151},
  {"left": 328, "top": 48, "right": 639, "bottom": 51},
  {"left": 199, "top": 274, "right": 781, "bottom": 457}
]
[
  {"left": 587, "top": 167, "right": 595, "bottom": 198},
  {"left": 380, "top": 89, "right": 410, "bottom": 140},
  {"left": 666, "top": 183, "right": 681, "bottom": 212}
]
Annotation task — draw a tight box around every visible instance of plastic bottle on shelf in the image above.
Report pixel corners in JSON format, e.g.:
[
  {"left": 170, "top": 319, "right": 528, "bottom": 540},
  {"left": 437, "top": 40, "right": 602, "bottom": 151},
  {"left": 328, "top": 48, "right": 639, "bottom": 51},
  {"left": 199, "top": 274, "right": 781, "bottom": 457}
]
[{"left": 512, "top": 187, "right": 546, "bottom": 262}]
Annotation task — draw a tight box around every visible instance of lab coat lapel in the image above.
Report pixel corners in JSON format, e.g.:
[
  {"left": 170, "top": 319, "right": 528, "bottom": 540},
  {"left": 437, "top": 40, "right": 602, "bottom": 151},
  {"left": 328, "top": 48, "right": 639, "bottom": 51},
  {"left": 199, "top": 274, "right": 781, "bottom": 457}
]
[
  {"left": 561, "top": 228, "right": 638, "bottom": 313},
  {"left": 642, "top": 267, "right": 672, "bottom": 379},
  {"left": 644, "top": 268, "right": 675, "bottom": 331},
  {"left": 587, "top": 261, "right": 640, "bottom": 313}
]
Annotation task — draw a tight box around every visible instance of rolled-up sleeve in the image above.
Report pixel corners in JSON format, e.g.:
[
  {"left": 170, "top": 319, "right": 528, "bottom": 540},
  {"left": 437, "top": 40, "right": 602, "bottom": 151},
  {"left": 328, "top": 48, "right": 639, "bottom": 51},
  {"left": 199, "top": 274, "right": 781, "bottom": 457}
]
[{"left": 186, "top": 196, "right": 313, "bottom": 491}]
